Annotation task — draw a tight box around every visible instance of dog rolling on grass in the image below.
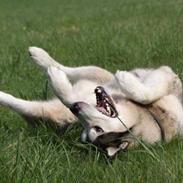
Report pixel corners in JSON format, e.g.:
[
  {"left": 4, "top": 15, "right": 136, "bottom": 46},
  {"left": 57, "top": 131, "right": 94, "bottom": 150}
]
[{"left": 0, "top": 46, "right": 183, "bottom": 157}]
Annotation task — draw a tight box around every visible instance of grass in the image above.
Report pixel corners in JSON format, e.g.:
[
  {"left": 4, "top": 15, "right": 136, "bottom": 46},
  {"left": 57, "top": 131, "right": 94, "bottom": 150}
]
[{"left": 0, "top": 0, "right": 183, "bottom": 182}]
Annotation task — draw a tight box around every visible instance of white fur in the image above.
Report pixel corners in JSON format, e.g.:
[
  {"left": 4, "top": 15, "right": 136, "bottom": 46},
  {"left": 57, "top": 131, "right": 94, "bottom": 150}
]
[
  {"left": 0, "top": 46, "right": 183, "bottom": 157},
  {"left": 115, "top": 69, "right": 170, "bottom": 104}
]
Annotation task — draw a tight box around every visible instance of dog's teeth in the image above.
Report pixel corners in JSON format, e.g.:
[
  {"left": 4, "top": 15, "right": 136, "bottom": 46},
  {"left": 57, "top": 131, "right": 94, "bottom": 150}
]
[
  {"left": 105, "top": 103, "right": 110, "bottom": 113},
  {"left": 106, "top": 106, "right": 111, "bottom": 113}
]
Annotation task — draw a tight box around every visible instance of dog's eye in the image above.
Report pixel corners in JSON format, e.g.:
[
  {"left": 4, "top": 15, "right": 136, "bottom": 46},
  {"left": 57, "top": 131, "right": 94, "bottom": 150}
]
[{"left": 93, "top": 126, "right": 104, "bottom": 133}]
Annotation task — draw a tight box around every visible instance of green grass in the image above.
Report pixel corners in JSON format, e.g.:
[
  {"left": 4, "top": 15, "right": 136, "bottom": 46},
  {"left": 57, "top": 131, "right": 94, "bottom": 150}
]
[{"left": 0, "top": 0, "right": 183, "bottom": 182}]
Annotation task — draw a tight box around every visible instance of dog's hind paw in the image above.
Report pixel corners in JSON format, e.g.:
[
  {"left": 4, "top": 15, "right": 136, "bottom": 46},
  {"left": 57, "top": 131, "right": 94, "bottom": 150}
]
[
  {"left": 28, "top": 47, "right": 54, "bottom": 69},
  {"left": 47, "top": 66, "right": 72, "bottom": 103},
  {"left": 29, "top": 47, "right": 49, "bottom": 60},
  {"left": 47, "top": 66, "right": 65, "bottom": 82}
]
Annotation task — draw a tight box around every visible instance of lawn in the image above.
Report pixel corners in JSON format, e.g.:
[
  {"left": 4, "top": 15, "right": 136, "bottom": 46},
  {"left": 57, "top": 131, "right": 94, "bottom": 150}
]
[{"left": 0, "top": 0, "right": 183, "bottom": 182}]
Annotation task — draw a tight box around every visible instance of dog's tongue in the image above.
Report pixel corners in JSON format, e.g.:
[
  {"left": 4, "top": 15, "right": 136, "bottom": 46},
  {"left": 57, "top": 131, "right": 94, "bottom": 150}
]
[{"left": 96, "top": 106, "right": 109, "bottom": 116}]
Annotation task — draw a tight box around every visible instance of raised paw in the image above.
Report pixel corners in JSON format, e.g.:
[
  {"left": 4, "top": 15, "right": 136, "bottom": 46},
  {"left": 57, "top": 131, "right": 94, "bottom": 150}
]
[
  {"left": 115, "top": 71, "right": 153, "bottom": 104},
  {"left": 29, "top": 46, "right": 50, "bottom": 61},
  {"left": 47, "top": 66, "right": 72, "bottom": 105},
  {"left": 115, "top": 70, "right": 145, "bottom": 100},
  {"left": 115, "top": 71, "right": 137, "bottom": 90},
  {"left": 28, "top": 46, "right": 54, "bottom": 70},
  {"left": 47, "top": 65, "right": 66, "bottom": 81}
]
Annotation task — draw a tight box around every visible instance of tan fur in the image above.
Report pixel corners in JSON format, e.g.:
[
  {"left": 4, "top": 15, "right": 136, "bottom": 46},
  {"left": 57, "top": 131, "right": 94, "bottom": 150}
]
[
  {"left": 41, "top": 99, "right": 77, "bottom": 126},
  {"left": 1, "top": 46, "right": 183, "bottom": 157},
  {"left": 147, "top": 104, "right": 177, "bottom": 142}
]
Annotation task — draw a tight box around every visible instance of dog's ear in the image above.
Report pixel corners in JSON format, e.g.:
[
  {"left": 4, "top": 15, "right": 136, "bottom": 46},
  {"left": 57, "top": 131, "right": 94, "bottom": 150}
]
[
  {"left": 106, "top": 146, "right": 121, "bottom": 157},
  {"left": 106, "top": 141, "right": 129, "bottom": 157},
  {"left": 93, "top": 132, "right": 130, "bottom": 157},
  {"left": 93, "top": 132, "right": 125, "bottom": 148}
]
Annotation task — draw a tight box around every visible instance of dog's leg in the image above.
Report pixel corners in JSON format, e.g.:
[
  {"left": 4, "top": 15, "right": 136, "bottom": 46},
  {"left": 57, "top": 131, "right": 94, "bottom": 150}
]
[
  {"left": 115, "top": 70, "right": 170, "bottom": 104},
  {"left": 28, "top": 47, "right": 62, "bottom": 71},
  {"left": 47, "top": 66, "right": 74, "bottom": 107},
  {"left": 47, "top": 66, "right": 97, "bottom": 107},
  {"left": 0, "top": 91, "right": 77, "bottom": 127},
  {"left": 28, "top": 47, "right": 113, "bottom": 84}
]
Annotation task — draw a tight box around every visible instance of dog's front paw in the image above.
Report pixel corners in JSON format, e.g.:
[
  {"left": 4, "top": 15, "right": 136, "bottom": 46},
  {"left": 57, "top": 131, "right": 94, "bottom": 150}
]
[
  {"left": 115, "top": 71, "right": 142, "bottom": 99},
  {"left": 115, "top": 71, "right": 135, "bottom": 89},
  {"left": 115, "top": 71, "right": 149, "bottom": 102}
]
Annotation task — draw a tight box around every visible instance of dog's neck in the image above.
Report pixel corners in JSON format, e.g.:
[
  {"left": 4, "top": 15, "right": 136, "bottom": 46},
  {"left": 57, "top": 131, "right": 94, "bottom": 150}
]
[{"left": 128, "top": 101, "right": 178, "bottom": 144}]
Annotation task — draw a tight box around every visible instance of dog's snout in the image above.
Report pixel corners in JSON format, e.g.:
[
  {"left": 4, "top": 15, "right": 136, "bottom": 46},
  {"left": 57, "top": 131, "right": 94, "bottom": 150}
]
[{"left": 70, "top": 102, "right": 81, "bottom": 114}]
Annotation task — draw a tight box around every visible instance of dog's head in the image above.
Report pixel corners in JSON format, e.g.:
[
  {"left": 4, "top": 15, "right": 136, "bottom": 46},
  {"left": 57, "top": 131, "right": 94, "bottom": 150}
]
[{"left": 70, "top": 86, "right": 139, "bottom": 157}]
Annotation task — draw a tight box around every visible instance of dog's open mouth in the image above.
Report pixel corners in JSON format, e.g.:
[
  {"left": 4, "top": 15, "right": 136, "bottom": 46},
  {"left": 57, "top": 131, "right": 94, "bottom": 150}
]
[{"left": 95, "top": 86, "right": 118, "bottom": 118}]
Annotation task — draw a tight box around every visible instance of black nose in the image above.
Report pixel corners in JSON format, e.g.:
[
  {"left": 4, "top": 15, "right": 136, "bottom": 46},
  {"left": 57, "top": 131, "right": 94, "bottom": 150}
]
[{"left": 70, "top": 103, "right": 81, "bottom": 114}]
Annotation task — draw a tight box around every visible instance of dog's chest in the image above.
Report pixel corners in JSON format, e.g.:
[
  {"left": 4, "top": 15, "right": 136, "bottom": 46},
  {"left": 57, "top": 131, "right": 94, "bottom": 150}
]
[{"left": 147, "top": 104, "right": 177, "bottom": 142}]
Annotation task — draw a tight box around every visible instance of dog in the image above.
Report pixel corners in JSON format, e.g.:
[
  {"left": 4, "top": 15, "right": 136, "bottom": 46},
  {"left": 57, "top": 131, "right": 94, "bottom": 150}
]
[{"left": 0, "top": 46, "right": 183, "bottom": 157}]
